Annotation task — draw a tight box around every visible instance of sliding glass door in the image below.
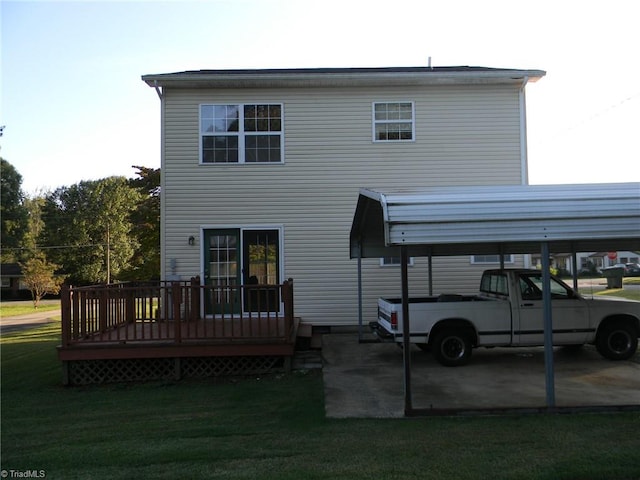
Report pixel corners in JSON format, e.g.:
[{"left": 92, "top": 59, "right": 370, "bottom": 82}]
[{"left": 203, "top": 228, "right": 281, "bottom": 315}]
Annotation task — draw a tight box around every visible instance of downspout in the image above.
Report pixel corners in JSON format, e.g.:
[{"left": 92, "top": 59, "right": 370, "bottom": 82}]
[
  {"left": 519, "top": 76, "right": 530, "bottom": 185},
  {"left": 153, "top": 81, "right": 166, "bottom": 282},
  {"left": 519, "top": 76, "right": 532, "bottom": 270}
]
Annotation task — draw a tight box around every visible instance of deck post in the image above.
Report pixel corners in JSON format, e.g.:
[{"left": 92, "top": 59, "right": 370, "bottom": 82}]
[
  {"left": 190, "top": 276, "right": 201, "bottom": 321},
  {"left": 61, "top": 361, "right": 70, "bottom": 386},
  {"left": 78, "top": 290, "right": 85, "bottom": 338},
  {"left": 172, "top": 282, "right": 182, "bottom": 343},
  {"left": 283, "top": 356, "right": 292, "bottom": 372},
  {"left": 126, "top": 288, "right": 136, "bottom": 324},
  {"left": 61, "top": 284, "right": 71, "bottom": 347},
  {"left": 282, "top": 279, "right": 294, "bottom": 335},
  {"left": 174, "top": 358, "right": 182, "bottom": 380},
  {"left": 99, "top": 288, "right": 108, "bottom": 332}
]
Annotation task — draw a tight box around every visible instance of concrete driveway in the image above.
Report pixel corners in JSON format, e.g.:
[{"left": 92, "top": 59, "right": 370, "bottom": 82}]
[
  {"left": 0, "top": 300, "right": 60, "bottom": 334},
  {"left": 322, "top": 334, "right": 640, "bottom": 418}
]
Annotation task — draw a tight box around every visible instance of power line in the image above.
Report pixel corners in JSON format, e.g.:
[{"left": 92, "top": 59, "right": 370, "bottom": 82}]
[
  {"left": 549, "top": 91, "right": 640, "bottom": 140},
  {"left": 2, "top": 243, "right": 108, "bottom": 252}
]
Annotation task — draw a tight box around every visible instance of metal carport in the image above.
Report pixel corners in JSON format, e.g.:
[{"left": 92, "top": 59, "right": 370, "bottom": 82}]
[{"left": 350, "top": 182, "right": 640, "bottom": 415}]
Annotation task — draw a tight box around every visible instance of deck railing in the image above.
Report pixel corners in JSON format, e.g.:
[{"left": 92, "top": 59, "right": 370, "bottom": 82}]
[{"left": 60, "top": 277, "right": 295, "bottom": 347}]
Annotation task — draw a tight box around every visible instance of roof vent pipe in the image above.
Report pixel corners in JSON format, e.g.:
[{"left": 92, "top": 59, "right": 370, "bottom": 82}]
[{"left": 428, "top": 57, "right": 432, "bottom": 69}]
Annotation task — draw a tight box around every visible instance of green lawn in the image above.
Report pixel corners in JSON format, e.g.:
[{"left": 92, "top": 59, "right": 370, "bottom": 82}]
[{"left": 1, "top": 322, "right": 639, "bottom": 479}]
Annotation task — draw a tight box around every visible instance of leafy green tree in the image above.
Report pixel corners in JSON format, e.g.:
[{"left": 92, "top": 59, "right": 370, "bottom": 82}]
[
  {"left": 122, "top": 166, "right": 160, "bottom": 281},
  {"left": 41, "top": 177, "right": 143, "bottom": 284},
  {"left": 0, "top": 158, "right": 28, "bottom": 262},
  {"left": 20, "top": 252, "right": 65, "bottom": 307}
]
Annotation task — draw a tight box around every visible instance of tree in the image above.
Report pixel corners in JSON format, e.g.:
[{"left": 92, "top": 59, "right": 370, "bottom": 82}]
[
  {"left": 0, "top": 158, "right": 28, "bottom": 262},
  {"left": 20, "top": 253, "right": 65, "bottom": 308},
  {"left": 41, "top": 177, "right": 143, "bottom": 284},
  {"left": 122, "top": 166, "right": 161, "bottom": 281}
]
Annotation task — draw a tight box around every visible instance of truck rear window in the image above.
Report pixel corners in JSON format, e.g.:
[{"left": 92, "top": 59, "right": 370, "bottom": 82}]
[{"left": 480, "top": 273, "right": 508, "bottom": 295}]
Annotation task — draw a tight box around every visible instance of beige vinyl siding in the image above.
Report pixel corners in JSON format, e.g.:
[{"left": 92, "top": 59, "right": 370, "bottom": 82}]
[{"left": 161, "top": 84, "right": 526, "bottom": 325}]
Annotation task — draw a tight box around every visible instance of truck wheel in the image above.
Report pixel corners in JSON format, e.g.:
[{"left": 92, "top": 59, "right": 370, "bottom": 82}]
[
  {"left": 432, "top": 330, "right": 472, "bottom": 366},
  {"left": 596, "top": 322, "right": 638, "bottom": 360}
]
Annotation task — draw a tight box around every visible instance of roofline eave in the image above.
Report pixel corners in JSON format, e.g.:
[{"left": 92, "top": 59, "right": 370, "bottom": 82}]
[{"left": 141, "top": 69, "right": 546, "bottom": 89}]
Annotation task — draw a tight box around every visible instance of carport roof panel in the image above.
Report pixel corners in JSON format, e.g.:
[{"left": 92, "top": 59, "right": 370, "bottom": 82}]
[{"left": 350, "top": 183, "right": 640, "bottom": 257}]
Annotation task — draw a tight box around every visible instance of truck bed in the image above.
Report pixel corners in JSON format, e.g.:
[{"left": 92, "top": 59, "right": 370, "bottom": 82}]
[{"left": 381, "top": 294, "right": 493, "bottom": 304}]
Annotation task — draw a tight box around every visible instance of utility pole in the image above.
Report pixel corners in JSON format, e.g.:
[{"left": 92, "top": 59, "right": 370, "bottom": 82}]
[{"left": 106, "top": 223, "right": 111, "bottom": 284}]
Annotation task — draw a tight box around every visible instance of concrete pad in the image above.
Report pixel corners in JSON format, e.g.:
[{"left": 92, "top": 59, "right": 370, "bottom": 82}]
[{"left": 322, "top": 334, "right": 640, "bottom": 418}]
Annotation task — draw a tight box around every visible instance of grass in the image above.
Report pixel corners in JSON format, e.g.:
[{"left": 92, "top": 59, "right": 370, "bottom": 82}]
[
  {"left": 595, "top": 288, "right": 640, "bottom": 301},
  {"left": 577, "top": 277, "right": 640, "bottom": 301},
  {"left": 2, "top": 322, "right": 640, "bottom": 479},
  {"left": 0, "top": 298, "right": 157, "bottom": 319}
]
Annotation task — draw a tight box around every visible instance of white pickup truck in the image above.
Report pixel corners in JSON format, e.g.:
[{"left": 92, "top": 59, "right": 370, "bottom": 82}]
[{"left": 372, "top": 269, "right": 640, "bottom": 366}]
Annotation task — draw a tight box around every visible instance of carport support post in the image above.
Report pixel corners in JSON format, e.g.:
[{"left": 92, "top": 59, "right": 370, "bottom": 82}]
[
  {"left": 401, "top": 245, "right": 413, "bottom": 415},
  {"left": 357, "top": 248, "right": 364, "bottom": 342},
  {"left": 572, "top": 251, "right": 579, "bottom": 291},
  {"left": 428, "top": 251, "right": 433, "bottom": 296},
  {"left": 541, "top": 242, "right": 556, "bottom": 409}
]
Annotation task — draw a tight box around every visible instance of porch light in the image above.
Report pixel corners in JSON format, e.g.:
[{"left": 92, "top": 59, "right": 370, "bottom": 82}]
[{"left": 188, "top": 236, "right": 195, "bottom": 246}]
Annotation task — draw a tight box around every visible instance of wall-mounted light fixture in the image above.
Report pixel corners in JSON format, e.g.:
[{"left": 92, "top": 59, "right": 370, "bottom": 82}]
[{"left": 188, "top": 236, "right": 195, "bottom": 246}]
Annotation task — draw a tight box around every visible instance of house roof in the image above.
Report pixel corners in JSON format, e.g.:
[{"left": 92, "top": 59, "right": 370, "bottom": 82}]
[
  {"left": 142, "top": 66, "right": 545, "bottom": 89},
  {"left": 350, "top": 183, "right": 640, "bottom": 258},
  {"left": 1, "top": 263, "right": 22, "bottom": 276}
]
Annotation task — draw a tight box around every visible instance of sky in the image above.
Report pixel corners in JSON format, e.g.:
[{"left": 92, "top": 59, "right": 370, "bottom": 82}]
[{"left": 1, "top": 0, "right": 639, "bottom": 194}]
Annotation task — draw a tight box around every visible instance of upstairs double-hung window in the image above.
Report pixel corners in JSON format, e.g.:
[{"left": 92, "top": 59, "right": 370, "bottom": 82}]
[
  {"left": 373, "top": 102, "right": 414, "bottom": 142},
  {"left": 200, "top": 104, "right": 283, "bottom": 163}
]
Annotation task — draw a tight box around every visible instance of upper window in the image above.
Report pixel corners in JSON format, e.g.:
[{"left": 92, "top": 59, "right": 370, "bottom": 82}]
[
  {"left": 200, "top": 104, "right": 283, "bottom": 164},
  {"left": 373, "top": 102, "right": 414, "bottom": 142}
]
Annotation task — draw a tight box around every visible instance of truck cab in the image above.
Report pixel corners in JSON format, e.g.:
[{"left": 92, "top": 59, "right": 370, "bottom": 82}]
[{"left": 481, "top": 269, "right": 591, "bottom": 346}]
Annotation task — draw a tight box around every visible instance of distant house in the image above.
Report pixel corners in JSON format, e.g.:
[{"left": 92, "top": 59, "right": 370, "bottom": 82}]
[
  {"left": 530, "top": 251, "right": 640, "bottom": 275},
  {"left": 1, "top": 263, "right": 24, "bottom": 299},
  {"left": 142, "top": 66, "right": 545, "bottom": 327}
]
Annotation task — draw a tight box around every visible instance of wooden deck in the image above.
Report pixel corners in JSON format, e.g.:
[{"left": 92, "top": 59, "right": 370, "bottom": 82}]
[{"left": 58, "top": 279, "right": 298, "bottom": 384}]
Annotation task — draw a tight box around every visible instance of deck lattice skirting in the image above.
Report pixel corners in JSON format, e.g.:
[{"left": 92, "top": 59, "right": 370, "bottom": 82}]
[
  {"left": 65, "top": 356, "right": 287, "bottom": 385},
  {"left": 58, "top": 278, "right": 297, "bottom": 385}
]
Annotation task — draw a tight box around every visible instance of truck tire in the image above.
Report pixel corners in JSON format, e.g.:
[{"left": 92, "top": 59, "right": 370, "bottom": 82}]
[
  {"left": 432, "top": 329, "right": 472, "bottom": 366},
  {"left": 595, "top": 321, "right": 638, "bottom": 360}
]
